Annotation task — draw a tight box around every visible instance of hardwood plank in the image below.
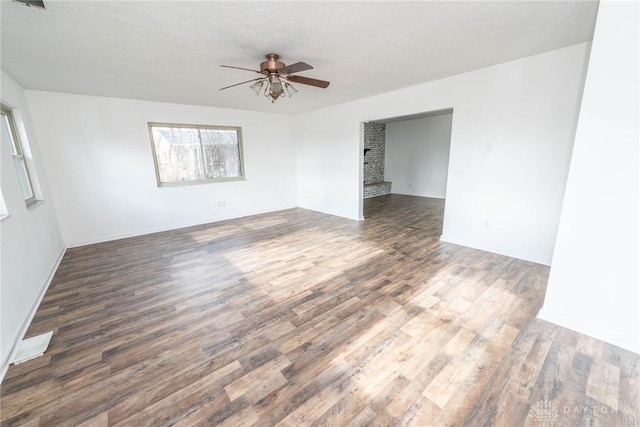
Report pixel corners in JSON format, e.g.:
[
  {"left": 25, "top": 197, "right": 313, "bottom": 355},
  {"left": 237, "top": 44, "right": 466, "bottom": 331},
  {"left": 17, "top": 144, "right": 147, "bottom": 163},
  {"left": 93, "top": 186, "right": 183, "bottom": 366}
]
[
  {"left": 112, "top": 360, "right": 241, "bottom": 427},
  {"left": 224, "top": 355, "right": 291, "bottom": 401},
  {"left": 586, "top": 358, "right": 621, "bottom": 410}
]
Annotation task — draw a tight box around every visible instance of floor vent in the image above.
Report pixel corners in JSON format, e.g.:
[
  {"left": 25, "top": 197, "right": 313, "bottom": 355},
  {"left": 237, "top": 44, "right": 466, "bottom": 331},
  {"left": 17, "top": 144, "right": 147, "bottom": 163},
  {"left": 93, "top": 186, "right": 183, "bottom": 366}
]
[{"left": 11, "top": 332, "right": 53, "bottom": 365}]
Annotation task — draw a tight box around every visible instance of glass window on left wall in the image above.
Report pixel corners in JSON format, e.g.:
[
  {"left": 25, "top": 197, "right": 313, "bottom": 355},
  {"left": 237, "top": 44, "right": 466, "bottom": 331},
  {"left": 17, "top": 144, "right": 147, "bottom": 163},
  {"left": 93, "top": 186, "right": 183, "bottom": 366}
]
[{"left": 1, "top": 105, "right": 38, "bottom": 208}]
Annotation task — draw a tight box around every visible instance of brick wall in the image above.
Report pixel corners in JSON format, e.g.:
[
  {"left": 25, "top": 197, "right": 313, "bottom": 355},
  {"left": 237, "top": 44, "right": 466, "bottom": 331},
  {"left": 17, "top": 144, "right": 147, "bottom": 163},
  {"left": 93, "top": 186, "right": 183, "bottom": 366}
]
[
  {"left": 363, "top": 122, "right": 391, "bottom": 198},
  {"left": 364, "top": 123, "right": 385, "bottom": 184}
]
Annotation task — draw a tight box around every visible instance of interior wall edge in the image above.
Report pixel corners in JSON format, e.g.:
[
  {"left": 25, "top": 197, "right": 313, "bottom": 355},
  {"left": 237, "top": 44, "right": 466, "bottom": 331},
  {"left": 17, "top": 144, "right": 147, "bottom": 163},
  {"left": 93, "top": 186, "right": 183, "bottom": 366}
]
[
  {"left": 297, "top": 206, "right": 362, "bottom": 223},
  {"left": 537, "top": 308, "right": 639, "bottom": 355},
  {"left": 0, "top": 245, "right": 66, "bottom": 384},
  {"left": 439, "top": 234, "right": 551, "bottom": 267},
  {"left": 540, "top": 0, "right": 639, "bottom": 359}
]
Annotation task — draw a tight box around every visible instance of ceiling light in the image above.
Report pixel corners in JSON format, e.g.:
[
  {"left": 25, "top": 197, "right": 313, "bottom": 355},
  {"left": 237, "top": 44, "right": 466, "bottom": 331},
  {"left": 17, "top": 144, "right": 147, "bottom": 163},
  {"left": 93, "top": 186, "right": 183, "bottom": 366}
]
[
  {"left": 264, "top": 75, "right": 286, "bottom": 103},
  {"left": 245, "top": 75, "right": 287, "bottom": 103},
  {"left": 284, "top": 82, "right": 298, "bottom": 97},
  {"left": 250, "top": 80, "right": 264, "bottom": 95}
]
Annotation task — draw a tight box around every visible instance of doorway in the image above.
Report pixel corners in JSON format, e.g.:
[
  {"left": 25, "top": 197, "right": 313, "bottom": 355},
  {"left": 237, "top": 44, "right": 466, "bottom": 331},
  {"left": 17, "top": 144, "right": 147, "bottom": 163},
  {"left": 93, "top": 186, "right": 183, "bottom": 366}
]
[{"left": 360, "top": 108, "right": 453, "bottom": 231}]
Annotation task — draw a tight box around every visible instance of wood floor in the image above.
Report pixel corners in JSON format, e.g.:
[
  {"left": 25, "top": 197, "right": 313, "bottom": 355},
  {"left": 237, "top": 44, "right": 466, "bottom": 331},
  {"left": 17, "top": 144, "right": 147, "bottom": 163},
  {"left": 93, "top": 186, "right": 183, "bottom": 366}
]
[{"left": 2, "top": 194, "right": 638, "bottom": 426}]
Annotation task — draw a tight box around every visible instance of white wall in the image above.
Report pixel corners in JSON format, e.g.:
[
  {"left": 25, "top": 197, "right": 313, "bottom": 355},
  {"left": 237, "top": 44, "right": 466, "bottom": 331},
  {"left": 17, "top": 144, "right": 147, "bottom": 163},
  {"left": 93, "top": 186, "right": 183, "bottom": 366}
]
[
  {"left": 296, "top": 43, "right": 589, "bottom": 265},
  {"left": 0, "top": 72, "right": 65, "bottom": 377},
  {"left": 385, "top": 113, "right": 452, "bottom": 199},
  {"left": 296, "top": 108, "right": 362, "bottom": 220},
  {"left": 25, "top": 92, "right": 298, "bottom": 247},
  {"left": 540, "top": 0, "right": 639, "bottom": 353}
]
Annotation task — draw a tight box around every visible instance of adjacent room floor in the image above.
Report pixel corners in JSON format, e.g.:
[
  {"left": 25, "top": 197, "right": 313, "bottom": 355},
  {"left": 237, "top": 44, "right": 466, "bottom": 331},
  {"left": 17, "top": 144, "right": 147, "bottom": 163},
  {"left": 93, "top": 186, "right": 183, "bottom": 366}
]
[{"left": 1, "top": 195, "right": 638, "bottom": 426}]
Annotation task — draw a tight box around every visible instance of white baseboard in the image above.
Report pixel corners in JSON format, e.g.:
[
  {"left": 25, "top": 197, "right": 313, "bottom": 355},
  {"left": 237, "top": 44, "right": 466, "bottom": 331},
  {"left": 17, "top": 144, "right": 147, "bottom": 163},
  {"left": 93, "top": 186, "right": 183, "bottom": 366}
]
[
  {"left": 0, "top": 246, "right": 66, "bottom": 384},
  {"left": 297, "top": 205, "right": 360, "bottom": 222},
  {"left": 537, "top": 307, "right": 640, "bottom": 355},
  {"left": 66, "top": 205, "right": 298, "bottom": 248},
  {"left": 439, "top": 234, "right": 551, "bottom": 267}
]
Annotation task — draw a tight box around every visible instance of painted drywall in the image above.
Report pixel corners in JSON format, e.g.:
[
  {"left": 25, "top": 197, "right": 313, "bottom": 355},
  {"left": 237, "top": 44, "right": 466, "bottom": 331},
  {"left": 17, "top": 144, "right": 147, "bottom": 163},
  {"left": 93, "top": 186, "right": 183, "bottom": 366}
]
[
  {"left": 0, "top": 71, "right": 65, "bottom": 377},
  {"left": 25, "top": 92, "right": 298, "bottom": 247},
  {"left": 296, "top": 43, "right": 589, "bottom": 265},
  {"left": 296, "top": 107, "right": 362, "bottom": 220},
  {"left": 385, "top": 113, "right": 452, "bottom": 199},
  {"left": 540, "top": 1, "right": 639, "bottom": 353}
]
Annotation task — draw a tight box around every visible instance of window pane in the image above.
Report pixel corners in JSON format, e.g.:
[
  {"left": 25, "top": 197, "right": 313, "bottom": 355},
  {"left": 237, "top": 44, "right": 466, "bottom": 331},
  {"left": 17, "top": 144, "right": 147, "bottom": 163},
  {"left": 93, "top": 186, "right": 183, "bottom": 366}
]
[
  {"left": 1, "top": 107, "right": 36, "bottom": 203},
  {"left": 1, "top": 112, "right": 19, "bottom": 154},
  {"left": 200, "top": 129, "right": 242, "bottom": 179},
  {"left": 13, "top": 156, "right": 34, "bottom": 200},
  {"left": 152, "top": 127, "right": 203, "bottom": 183}
]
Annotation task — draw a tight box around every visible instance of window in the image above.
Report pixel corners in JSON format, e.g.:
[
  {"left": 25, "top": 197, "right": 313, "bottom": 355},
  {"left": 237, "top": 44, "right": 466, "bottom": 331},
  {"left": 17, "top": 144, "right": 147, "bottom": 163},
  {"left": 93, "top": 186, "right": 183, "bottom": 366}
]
[
  {"left": 1, "top": 105, "right": 38, "bottom": 208},
  {"left": 148, "top": 123, "right": 245, "bottom": 186}
]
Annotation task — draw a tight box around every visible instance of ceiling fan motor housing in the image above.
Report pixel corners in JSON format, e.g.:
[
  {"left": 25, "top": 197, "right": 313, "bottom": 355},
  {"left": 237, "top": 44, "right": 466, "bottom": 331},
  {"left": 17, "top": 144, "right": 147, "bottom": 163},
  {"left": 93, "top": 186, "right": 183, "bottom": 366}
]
[{"left": 260, "top": 54, "right": 285, "bottom": 74}]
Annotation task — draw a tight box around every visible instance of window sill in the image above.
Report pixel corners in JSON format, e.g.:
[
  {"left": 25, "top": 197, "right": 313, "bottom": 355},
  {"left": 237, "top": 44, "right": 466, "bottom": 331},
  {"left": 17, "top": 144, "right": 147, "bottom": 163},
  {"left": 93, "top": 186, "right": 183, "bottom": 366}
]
[
  {"left": 26, "top": 199, "right": 44, "bottom": 210},
  {"left": 157, "top": 177, "right": 246, "bottom": 188}
]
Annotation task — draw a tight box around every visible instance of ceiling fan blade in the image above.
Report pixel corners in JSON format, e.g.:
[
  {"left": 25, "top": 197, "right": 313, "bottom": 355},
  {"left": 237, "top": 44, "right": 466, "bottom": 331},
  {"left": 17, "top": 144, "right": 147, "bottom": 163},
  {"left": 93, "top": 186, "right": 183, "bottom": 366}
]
[
  {"left": 286, "top": 75, "right": 330, "bottom": 88},
  {"left": 219, "top": 78, "right": 264, "bottom": 91},
  {"left": 220, "top": 65, "right": 264, "bottom": 74},
  {"left": 280, "top": 62, "right": 313, "bottom": 75}
]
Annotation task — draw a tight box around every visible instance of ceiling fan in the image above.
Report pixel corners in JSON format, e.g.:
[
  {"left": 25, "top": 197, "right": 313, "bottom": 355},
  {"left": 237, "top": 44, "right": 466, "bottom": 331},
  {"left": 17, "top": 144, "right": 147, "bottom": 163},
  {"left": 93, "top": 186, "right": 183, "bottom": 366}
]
[
  {"left": 13, "top": 0, "right": 45, "bottom": 8},
  {"left": 220, "top": 54, "right": 330, "bottom": 103}
]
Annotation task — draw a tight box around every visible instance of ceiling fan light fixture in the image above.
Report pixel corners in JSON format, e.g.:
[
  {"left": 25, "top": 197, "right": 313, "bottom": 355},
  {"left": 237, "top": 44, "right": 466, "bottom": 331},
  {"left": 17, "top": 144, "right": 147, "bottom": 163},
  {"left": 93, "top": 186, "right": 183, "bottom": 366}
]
[
  {"left": 285, "top": 82, "right": 298, "bottom": 97},
  {"left": 250, "top": 79, "right": 265, "bottom": 95},
  {"left": 266, "top": 75, "right": 285, "bottom": 102},
  {"left": 270, "top": 76, "right": 284, "bottom": 95}
]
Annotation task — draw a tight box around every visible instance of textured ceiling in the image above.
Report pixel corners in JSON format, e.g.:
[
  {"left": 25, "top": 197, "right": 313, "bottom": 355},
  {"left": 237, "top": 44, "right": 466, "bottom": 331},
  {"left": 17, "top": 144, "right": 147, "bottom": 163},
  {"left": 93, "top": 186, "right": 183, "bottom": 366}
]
[{"left": 1, "top": 1, "right": 598, "bottom": 114}]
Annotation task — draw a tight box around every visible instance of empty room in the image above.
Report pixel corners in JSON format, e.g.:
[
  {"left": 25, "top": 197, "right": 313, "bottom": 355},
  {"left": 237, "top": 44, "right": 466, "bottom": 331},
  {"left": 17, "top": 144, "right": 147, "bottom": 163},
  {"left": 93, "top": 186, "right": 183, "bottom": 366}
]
[{"left": 1, "top": 1, "right": 638, "bottom": 426}]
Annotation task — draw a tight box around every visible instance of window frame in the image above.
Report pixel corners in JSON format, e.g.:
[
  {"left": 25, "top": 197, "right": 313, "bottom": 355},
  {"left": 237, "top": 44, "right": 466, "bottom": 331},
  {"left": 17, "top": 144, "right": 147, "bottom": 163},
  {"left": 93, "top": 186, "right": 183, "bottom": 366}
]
[
  {"left": 1, "top": 104, "right": 38, "bottom": 208},
  {"left": 148, "top": 122, "right": 246, "bottom": 187}
]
